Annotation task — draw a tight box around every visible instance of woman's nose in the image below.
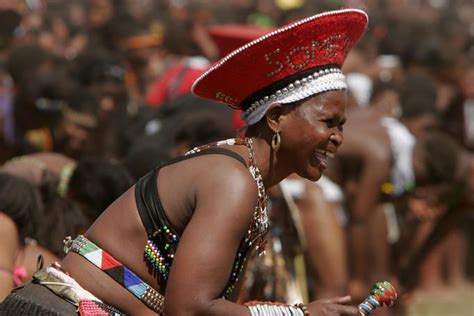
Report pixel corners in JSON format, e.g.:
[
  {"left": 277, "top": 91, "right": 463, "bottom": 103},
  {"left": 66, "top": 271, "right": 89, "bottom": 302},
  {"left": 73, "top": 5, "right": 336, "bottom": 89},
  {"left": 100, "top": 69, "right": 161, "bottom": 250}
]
[{"left": 330, "top": 130, "right": 343, "bottom": 146}]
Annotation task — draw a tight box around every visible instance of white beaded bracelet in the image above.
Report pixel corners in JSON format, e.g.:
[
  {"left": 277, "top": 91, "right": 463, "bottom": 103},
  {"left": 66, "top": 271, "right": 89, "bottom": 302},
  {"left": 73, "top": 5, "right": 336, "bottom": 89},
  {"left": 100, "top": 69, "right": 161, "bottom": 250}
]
[{"left": 246, "top": 303, "right": 305, "bottom": 316}]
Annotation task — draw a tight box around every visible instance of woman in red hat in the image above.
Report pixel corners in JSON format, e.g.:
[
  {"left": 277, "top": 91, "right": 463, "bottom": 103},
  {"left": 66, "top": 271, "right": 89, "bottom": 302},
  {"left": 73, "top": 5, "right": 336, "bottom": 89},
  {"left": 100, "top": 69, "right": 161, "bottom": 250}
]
[{"left": 1, "top": 9, "right": 368, "bottom": 315}]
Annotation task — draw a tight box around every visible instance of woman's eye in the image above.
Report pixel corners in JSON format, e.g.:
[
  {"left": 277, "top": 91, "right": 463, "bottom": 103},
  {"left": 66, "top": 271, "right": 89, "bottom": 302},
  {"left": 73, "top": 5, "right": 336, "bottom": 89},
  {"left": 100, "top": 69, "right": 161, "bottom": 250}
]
[
  {"left": 325, "top": 118, "right": 345, "bottom": 130},
  {"left": 325, "top": 120, "right": 334, "bottom": 128}
]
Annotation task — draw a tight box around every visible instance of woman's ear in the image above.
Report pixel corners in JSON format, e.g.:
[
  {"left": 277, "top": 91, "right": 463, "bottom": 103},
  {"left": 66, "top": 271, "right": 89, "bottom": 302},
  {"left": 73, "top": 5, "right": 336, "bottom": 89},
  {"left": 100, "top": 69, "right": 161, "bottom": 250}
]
[{"left": 265, "top": 103, "right": 286, "bottom": 132}]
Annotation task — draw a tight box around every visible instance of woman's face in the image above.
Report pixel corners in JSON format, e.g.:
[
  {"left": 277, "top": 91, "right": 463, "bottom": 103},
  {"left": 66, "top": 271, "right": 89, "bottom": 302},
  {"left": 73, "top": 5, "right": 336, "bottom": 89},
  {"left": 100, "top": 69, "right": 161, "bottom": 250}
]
[{"left": 280, "top": 90, "right": 347, "bottom": 181}]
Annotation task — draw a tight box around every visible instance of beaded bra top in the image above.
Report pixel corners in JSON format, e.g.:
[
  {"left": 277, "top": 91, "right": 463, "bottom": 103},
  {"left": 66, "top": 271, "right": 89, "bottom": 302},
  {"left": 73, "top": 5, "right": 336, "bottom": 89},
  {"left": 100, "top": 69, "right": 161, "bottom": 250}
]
[{"left": 142, "top": 138, "right": 269, "bottom": 297}]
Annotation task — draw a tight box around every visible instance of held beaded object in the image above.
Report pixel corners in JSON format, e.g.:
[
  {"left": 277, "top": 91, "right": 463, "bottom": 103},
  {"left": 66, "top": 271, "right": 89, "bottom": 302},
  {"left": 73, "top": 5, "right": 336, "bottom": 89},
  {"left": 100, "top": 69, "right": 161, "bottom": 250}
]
[{"left": 358, "top": 281, "right": 398, "bottom": 315}]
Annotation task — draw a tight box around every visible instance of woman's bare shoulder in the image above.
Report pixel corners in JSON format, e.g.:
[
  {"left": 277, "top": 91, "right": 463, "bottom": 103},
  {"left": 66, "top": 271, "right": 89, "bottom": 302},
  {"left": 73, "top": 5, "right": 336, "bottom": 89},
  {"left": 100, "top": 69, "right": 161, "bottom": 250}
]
[
  {"left": 196, "top": 154, "right": 257, "bottom": 193},
  {"left": 192, "top": 156, "right": 260, "bottom": 229}
]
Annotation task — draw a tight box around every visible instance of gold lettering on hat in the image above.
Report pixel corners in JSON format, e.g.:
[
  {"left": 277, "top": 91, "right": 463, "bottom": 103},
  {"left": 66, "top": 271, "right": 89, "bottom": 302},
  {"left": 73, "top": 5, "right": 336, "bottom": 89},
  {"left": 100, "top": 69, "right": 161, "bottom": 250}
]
[
  {"left": 312, "top": 34, "right": 342, "bottom": 62},
  {"left": 265, "top": 48, "right": 284, "bottom": 77},
  {"left": 263, "top": 34, "right": 350, "bottom": 77},
  {"left": 286, "top": 46, "right": 313, "bottom": 70},
  {"left": 341, "top": 34, "right": 353, "bottom": 57},
  {"left": 215, "top": 91, "right": 238, "bottom": 105}
]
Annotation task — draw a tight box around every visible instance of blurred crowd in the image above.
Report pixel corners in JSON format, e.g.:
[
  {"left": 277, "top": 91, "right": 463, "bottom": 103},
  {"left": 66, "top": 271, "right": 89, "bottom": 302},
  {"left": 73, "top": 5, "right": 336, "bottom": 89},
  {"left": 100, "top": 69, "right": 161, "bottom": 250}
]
[{"left": 0, "top": 0, "right": 473, "bottom": 314}]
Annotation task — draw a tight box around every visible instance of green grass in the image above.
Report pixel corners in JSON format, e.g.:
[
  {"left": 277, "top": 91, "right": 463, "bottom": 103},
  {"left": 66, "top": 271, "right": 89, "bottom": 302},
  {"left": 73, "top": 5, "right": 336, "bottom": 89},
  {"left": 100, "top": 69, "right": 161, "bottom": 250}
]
[{"left": 406, "top": 287, "right": 474, "bottom": 316}]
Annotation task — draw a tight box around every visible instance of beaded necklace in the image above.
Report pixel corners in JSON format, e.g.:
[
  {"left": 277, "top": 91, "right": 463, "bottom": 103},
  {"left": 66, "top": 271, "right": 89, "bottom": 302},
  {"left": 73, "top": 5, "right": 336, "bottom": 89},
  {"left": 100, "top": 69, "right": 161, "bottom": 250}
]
[{"left": 144, "top": 137, "right": 269, "bottom": 297}]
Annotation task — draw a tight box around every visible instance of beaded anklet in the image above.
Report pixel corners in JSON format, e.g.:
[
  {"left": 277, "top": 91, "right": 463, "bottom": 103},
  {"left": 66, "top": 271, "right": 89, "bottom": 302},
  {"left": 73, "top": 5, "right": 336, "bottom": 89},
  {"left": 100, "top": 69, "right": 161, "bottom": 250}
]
[
  {"left": 64, "top": 235, "right": 165, "bottom": 313},
  {"left": 245, "top": 301, "right": 309, "bottom": 316}
]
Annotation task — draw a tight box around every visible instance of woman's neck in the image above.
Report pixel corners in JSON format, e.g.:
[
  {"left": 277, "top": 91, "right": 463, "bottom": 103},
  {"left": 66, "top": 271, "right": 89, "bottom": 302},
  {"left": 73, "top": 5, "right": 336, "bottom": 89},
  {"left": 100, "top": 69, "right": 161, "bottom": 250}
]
[{"left": 250, "top": 137, "right": 292, "bottom": 188}]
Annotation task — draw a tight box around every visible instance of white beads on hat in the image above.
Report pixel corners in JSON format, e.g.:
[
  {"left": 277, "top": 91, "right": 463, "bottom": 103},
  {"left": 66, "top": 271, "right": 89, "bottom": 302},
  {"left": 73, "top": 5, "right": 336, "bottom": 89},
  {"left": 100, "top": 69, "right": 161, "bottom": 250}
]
[{"left": 242, "top": 68, "right": 346, "bottom": 125}]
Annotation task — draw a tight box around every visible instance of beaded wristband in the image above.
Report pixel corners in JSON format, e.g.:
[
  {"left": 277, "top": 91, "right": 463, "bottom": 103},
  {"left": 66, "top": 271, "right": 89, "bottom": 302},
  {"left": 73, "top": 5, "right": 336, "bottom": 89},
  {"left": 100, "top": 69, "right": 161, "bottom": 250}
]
[
  {"left": 295, "top": 303, "right": 310, "bottom": 315},
  {"left": 245, "top": 301, "right": 305, "bottom": 316}
]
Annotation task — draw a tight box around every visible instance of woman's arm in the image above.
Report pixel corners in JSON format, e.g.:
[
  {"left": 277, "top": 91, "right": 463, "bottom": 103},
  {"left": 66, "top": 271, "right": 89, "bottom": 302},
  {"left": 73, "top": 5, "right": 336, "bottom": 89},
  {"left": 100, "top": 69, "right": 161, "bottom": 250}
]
[
  {"left": 164, "top": 163, "right": 359, "bottom": 316},
  {"left": 164, "top": 165, "right": 256, "bottom": 315}
]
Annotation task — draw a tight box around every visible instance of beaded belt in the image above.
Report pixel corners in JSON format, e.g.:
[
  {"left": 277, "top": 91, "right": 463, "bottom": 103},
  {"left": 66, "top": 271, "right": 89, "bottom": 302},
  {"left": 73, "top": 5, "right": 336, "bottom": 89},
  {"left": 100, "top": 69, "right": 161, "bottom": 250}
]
[{"left": 64, "top": 235, "right": 165, "bottom": 314}]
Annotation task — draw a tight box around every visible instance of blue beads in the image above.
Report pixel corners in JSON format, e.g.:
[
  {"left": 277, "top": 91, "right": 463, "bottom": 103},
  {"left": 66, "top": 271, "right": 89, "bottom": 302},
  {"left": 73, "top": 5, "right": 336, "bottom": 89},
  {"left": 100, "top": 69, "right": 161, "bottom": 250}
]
[{"left": 144, "top": 224, "right": 180, "bottom": 282}]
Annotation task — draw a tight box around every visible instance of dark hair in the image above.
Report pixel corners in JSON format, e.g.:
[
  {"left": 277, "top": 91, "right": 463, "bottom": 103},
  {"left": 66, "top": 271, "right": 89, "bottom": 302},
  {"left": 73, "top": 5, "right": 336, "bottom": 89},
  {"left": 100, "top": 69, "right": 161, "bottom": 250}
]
[
  {"left": 6, "top": 44, "right": 51, "bottom": 85},
  {"left": 162, "top": 19, "right": 201, "bottom": 56},
  {"left": 399, "top": 74, "right": 438, "bottom": 118},
  {"left": 75, "top": 52, "right": 125, "bottom": 86},
  {"left": 0, "top": 173, "right": 43, "bottom": 244},
  {"left": 123, "top": 141, "right": 172, "bottom": 180},
  {"left": 175, "top": 111, "right": 235, "bottom": 150},
  {"left": 66, "top": 88, "right": 99, "bottom": 116},
  {"left": 401, "top": 39, "right": 443, "bottom": 70},
  {"left": 370, "top": 80, "right": 399, "bottom": 103},
  {"left": 68, "top": 158, "right": 133, "bottom": 221},
  {"left": 14, "top": 68, "right": 76, "bottom": 132},
  {"left": 35, "top": 197, "right": 88, "bottom": 257},
  {"left": 244, "top": 94, "right": 311, "bottom": 136},
  {"left": 420, "top": 131, "right": 459, "bottom": 184},
  {"left": 1, "top": 165, "right": 90, "bottom": 256},
  {"left": 0, "top": 9, "right": 21, "bottom": 49}
]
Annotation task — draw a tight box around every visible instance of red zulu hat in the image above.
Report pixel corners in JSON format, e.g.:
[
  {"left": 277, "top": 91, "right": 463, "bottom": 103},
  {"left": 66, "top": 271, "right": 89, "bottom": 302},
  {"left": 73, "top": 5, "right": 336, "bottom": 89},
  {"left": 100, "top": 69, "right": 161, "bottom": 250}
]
[{"left": 192, "top": 9, "right": 368, "bottom": 125}]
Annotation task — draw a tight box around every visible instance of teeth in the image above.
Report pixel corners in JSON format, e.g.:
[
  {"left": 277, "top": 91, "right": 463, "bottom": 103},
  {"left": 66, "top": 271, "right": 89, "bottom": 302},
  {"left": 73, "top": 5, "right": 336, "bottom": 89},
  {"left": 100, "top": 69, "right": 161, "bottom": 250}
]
[{"left": 315, "top": 149, "right": 335, "bottom": 158}]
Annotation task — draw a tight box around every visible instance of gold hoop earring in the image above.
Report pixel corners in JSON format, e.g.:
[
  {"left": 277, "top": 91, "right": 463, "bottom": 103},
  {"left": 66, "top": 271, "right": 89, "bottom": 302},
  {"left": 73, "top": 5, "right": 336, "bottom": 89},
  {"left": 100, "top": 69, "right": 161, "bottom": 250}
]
[{"left": 271, "top": 131, "right": 281, "bottom": 152}]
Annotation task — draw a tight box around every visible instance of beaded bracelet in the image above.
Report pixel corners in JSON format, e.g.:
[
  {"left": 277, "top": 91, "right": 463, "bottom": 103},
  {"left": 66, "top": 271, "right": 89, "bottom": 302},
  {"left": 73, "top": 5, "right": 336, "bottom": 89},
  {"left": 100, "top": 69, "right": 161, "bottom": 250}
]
[
  {"left": 245, "top": 301, "right": 308, "bottom": 316},
  {"left": 295, "top": 303, "right": 310, "bottom": 315}
]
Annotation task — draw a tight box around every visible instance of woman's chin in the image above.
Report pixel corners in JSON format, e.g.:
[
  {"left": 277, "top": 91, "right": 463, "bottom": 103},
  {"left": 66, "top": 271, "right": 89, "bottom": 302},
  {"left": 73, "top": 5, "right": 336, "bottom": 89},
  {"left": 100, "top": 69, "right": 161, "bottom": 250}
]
[
  {"left": 307, "top": 173, "right": 323, "bottom": 182},
  {"left": 298, "top": 167, "right": 323, "bottom": 182}
]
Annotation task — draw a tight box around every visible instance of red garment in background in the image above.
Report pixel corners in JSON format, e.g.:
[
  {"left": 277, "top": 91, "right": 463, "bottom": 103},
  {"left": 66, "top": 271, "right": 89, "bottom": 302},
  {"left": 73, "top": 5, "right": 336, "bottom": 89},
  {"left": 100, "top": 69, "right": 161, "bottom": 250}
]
[
  {"left": 147, "top": 57, "right": 209, "bottom": 108},
  {"left": 232, "top": 110, "right": 245, "bottom": 131}
]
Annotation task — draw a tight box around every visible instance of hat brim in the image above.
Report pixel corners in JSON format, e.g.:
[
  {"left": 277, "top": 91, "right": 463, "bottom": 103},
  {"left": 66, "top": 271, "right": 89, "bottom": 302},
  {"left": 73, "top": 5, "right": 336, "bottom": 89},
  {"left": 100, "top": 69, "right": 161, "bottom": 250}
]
[{"left": 192, "top": 9, "right": 368, "bottom": 109}]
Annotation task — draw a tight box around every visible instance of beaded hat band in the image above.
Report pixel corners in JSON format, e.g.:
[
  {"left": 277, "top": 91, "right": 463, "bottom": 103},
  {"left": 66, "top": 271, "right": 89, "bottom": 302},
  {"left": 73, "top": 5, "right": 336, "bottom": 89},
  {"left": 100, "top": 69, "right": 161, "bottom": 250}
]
[{"left": 243, "top": 67, "right": 346, "bottom": 124}]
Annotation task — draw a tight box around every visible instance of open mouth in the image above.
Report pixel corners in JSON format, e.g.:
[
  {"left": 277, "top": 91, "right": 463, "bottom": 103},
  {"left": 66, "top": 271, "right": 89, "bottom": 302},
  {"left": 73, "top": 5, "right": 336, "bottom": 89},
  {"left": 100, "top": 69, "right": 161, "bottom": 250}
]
[
  {"left": 313, "top": 148, "right": 335, "bottom": 168},
  {"left": 315, "top": 148, "right": 335, "bottom": 158}
]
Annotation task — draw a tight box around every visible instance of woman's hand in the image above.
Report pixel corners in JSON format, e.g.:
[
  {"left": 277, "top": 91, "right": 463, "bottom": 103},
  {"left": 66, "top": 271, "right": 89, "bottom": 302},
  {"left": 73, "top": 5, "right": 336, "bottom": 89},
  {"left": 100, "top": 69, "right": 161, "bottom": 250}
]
[{"left": 308, "top": 295, "right": 359, "bottom": 315}]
